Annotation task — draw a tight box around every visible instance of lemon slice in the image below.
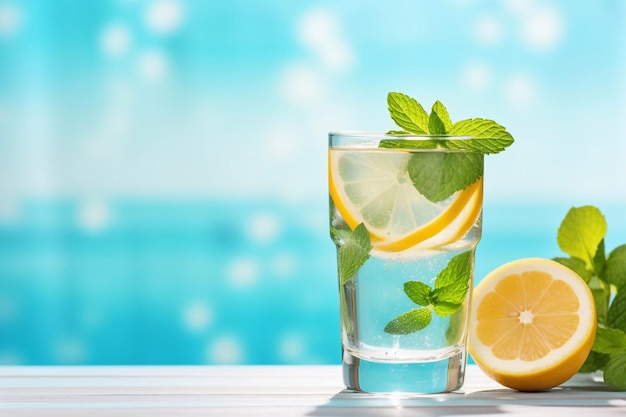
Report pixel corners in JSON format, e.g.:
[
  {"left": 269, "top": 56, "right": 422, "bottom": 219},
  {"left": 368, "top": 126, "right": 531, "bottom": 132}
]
[
  {"left": 329, "top": 148, "right": 482, "bottom": 253},
  {"left": 468, "top": 258, "right": 597, "bottom": 391}
]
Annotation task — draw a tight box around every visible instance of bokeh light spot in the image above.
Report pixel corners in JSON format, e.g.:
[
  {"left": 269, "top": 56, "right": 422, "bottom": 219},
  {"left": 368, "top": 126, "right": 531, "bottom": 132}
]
[
  {"left": 77, "top": 199, "right": 112, "bottom": 233},
  {"left": 183, "top": 301, "right": 214, "bottom": 332},
  {"left": 145, "top": 0, "right": 185, "bottom": 34},
  {"left": 55, "top": 338, "right": 86, "bottom": 363},
  {"left": 520, "top": 6, "right": 564, "bottom": 51},
  {"left": 0, "top": 2, "right": 22, "bottom": 37},
  {"left": 136, "top": 49, "right": 170, "bottom": 81},
  {"left": 270, "top": 252, "right": 298, "bottom": 279},
  {"left": 461, "top": 62, "right": 492, "bottom": 92},
  {"left": 100, "top": 23, "right": 132, "bottom": 57},
  {"left": 227, "top": 258, "right": 260, "bottom": 288},
  {"left": 247, "top": 212, "right": 281, "bottom": 244},
  {"left": 298, "top": 8, "right": 354, "bottom": 72},
  {"left": 475, "top": 15, "right": 504, "bottom": 46},
  {"left": 277, "top": 333, "right": 305, "bottom": 362},
  {"left": 207, "top": 335, "right": 244, "bottom": 364},
  {"left": 279, "top": 64, "right": 324, "bottom": 105},
  {"left": 0, "top": 296, "right": 18, "bottom": 322},
  {"left": 505, "top": 73, "right": 537, "bottom": 108},
  {"left": 0, "top": 350, "right": 22, "bottom": 365}
]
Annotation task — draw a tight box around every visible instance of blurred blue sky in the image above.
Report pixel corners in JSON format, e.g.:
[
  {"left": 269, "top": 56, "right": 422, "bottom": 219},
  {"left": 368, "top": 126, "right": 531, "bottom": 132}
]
[
  {"left": 0, "top": 0, "right": 625, "bottom": 365},
  {"left": 1, "top": 0, "right": 624, "bottom": 205}
]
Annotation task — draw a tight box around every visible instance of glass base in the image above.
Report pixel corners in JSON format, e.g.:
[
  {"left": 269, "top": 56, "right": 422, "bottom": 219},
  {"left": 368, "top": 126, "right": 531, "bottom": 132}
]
[{"left": 342, "top": 348, "right": 466, "bottom": 394}]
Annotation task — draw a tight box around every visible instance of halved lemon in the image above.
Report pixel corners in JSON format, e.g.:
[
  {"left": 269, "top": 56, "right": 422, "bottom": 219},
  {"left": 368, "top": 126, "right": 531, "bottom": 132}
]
[
  {"left": 328, "top": 148, "right": 482, "bottom": 253},
  {"left": 468, "top": 258, "right": 596, "bottom": 391}
]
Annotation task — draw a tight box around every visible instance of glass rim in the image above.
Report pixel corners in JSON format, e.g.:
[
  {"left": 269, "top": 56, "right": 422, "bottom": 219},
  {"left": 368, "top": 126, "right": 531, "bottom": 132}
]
[{"left": 328, "top": 131, "right": 473, "bottom": 140}]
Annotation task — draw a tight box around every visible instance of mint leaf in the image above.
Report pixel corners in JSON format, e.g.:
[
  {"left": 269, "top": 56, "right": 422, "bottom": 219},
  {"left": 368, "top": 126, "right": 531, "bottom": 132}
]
[
  {"left": 403, "top": 281, "right": 433, "bottom": 306},
  {"left": 387, "top": 92, "right": 429, "bottom": 134},
  {"left": 448, "top": 118, "right": 514, "bottom": 154},
  {"left": 606, "top": 244, "right": 626, "bottom": 290},
  {"left": 431, "top": 251, "right": 472, "bottom": 315},
  {"left": 337, "top": 223, "right": 371, "bottom": 284},
  {"left": 433, "top": 301, "right": 463, "bottom": 317},
  {"left": 589, "top": 275, "right": 611, "bottom": 326},
  {"left": 607, "top": 289, "right": 626, "bottom": 333},
  {"left": 444, "top": 138, "right": 513, "bottom": 154},
  {"left": 434, "top": 251, "right": 472, "bottom": 292},
  {"left": 428, "top": 100, "right": 452, "bottom": 134},
  {"left": 557, "top": 206, "right": 607, "bottom": 270},
  {"left": 594, "top": 239, "right": 607, "bottom": 277},
  {"left": 553, "top": 256, "right": 593, "bottom": 282},
  {"left": 407, "top": 152, "right": 483, "bottom": 202},
  {"left": 579, "top": 350, "right": 610, "bottom": 373},
  {"left": 593, "top": 327, "right": 626, "bottom": 354},
  {"left": 603, "top": 353, "right": 626, "bottom": 390},
  {"left": 384, "top": 307, "right": 432, "bottom": 335}
]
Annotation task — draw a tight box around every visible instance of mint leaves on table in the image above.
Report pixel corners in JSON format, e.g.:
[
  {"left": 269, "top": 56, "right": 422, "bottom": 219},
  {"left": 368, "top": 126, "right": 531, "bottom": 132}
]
[
  {"left": 384, "top": 251, "right": 472, "bottom": 335},
  {"left": 381, "top": 92, "right": 514, "bottom": 202},
  {"left": 552, "top": 206, "right": 626, "bottom": 390}
]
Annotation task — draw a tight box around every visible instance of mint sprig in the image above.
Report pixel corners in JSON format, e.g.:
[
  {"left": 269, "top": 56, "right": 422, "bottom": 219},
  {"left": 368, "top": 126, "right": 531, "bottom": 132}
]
[
  {"left": 381, "top": 92, "right": 513, "bottom": 202},
  {"left": 384, "top": 251, "right": 472, "bottom": 335},
  {"left": 382, "top": 92, "right": 515, "bottom": 155},
  {"left": 553, "top": 205, "right": 626, "bottom": 390}
]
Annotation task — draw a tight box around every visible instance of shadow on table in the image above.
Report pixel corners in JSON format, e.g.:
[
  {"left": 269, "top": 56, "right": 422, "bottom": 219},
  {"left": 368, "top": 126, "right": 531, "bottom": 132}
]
[
  {"left": 308, "top": 384, "right": 626, "bottom": 417},
  {"left": 465, "top": 384, "right": 626, "bottom": 406},
  {"left": 307, "top": 390, "right": 503, "bottom": 417}
]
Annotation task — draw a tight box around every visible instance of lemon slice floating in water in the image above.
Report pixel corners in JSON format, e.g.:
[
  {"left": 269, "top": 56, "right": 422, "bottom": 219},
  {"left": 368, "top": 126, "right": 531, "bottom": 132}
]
[{"left": 328, "top": 148, "right": 483, "bottom": 253}]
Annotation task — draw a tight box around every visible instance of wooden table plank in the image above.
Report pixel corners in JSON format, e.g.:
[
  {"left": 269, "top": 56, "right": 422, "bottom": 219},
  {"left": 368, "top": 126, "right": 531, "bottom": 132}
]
[{"left": 0, "top": 365, "right": 624, "bottom": 416}]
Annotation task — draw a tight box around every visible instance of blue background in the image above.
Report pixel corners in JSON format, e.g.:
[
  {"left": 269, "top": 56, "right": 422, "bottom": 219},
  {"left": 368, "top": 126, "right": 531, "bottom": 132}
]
[{"left": 0, "top": 0, "right": 625, "bottom": 365}]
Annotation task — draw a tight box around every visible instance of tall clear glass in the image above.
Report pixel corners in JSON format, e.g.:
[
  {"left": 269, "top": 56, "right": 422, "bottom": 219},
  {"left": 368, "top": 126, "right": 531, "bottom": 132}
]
[{"left": 328, "top": 132, "right": 484, "bottom": 393}]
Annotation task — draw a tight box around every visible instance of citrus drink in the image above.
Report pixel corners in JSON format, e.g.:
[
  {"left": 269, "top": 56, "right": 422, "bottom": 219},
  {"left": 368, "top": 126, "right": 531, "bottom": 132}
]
[{"left": 329, "top": 134, "right": 484, "bottom": 393}]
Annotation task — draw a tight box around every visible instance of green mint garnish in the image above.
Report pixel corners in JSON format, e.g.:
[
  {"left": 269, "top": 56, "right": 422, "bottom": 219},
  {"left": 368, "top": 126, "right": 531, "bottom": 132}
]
[
  {"left": 431, "top": 251, "right": 472, "bottom": 315},
  {"left": 606, "top": 244, "right": 626, "bottom": 288},
  {"left": 334, "top": 223, "right": 371, "bottom": 285},
  {"left": 387, "top": 92, "right": 429, "bottom": 134},
  {"left": 381, "top": 92, "right": 513, "bottom": 203},
  {"left": 407, "top": 152, "right": 484, "bottom": 203},
  {"left": 608, "top": 289, "right": 626, "bottom": 334},
  {"left": 382, "top": 92, "right": 515, "bottom": 155},
  {"left": 384, "top": 308, "right": 432, "bottom": 335},
  {"left": 447, "top": 118, "right": 515, "bottom": 154},
  {"left": 593, "top": 327, "right": 626, "bottom": 354},
  {"left": 551, "top": 256, "right": 592, "bottom": 282},
  {"left": 557, "top": 206, "right": 607, "bottom": 270},
  {"left": 429, "top": 100, "right": 452, "bottom": 134},
  {"left": 553, "top": 205, "right": 626, "bottom": 390},
  {"left": 404, "top": 281, "right": 433, "bottom": 305},
  {"left": 384, "top": 251, "right": 472, "bottom": 335},
  {"left": 604, "top": 353, "right": 626, "bottom": 389}
]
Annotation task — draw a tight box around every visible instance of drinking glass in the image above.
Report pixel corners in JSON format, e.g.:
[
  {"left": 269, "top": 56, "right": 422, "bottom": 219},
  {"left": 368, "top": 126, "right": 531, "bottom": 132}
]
[{"left": 328, "top": 132, "right": 484, "bottom": 393}]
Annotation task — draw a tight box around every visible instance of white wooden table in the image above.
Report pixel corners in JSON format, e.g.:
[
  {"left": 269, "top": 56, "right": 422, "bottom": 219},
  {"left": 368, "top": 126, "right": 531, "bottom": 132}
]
[{"left": 0, "top": 365, "right": 625, "bottom": 416}]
